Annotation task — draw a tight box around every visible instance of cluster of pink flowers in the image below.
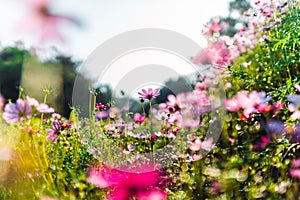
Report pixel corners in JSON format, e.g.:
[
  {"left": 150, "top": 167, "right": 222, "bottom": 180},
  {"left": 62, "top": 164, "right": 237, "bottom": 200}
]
[
  {"left": 2, "top": 96, "right": 54, "bottom": 124},
  {"left": 157, "top": 75, "right": 212, "bottom": 129},
  {"left": 87, "top": 165, "right": 167, "bottom": 200},
  {"left": 193, "top": 0, "right": 290, "bottom": 69},
  {"left": 224, "top": 90, "right": 282, "bottom": 119}
]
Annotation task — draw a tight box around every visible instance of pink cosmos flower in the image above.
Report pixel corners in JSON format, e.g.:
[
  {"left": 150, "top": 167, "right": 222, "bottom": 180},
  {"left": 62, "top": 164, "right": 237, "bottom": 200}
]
[
  {"left": 18, "top": 0, "right": 79, "bottom": 43},
  {"left": 2, "top": 99, "right": 32, "bottom": 123},
  {"left": 134, "top": 113, "right": 146, "bottom": 123},
  {"left": 138, "top": 88, "right": 160, "bottom": 100},
  {"left": 26, "top": 96, "right": 54, "bottom": 113},
  {"left": 87, "top": 165, "right": 167, "bottom": 200},
  {"left": 26, "top": 96, "right": 39, "bottom": 107}
]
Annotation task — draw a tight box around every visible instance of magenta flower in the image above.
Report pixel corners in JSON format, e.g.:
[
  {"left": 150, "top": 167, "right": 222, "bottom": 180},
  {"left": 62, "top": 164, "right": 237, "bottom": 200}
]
[
  {"left": 134, "top": 113, "right": 146, "bottom": 123},
  {"left": 289, "top": 169, "right": 300, "bottom": 179},
  {"left": 2, "top": 99, "right": 32, "bottom": 123},
  {"left": 138, "top": 88, "right": 160, "bottom": 100},
  {"left": 87, "top": 165, "right": 167, "bottom": 200},
  {"left": 290, "top": 157, "right": 300, "bottom": 179},
  {"left": 95, "top": 102, "right": 108, "bottom": 111}
]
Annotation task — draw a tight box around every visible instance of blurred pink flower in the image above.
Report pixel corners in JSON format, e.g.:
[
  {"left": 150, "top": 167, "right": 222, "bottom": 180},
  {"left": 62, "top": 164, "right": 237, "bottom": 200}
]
[
  {"left": 190, "top": 138, "right": 213, "bottom": 152},
  {"left": 138, "top": 88, "right": 160, "bottom": 100},
  {"left": 36, "top": 103, "right": 55, "bottom": 113},
  {"left": 17, "top": 0, "right": 79, "bottom": 43},
  {"left": 0, "top": 148, "right": 13, "bottom": 161},
  {"left": 2, "top": 99, "right": 32, "bottom": 123},
  {"left": 134, "top": 113, "right": 146, "bottom": 123},
  {"left": 26, "top": 96, "right": 39, "bottom": 107},
  {"left": 225, "top": 98, "right": 240, "bottom": 112},
  {"left": 26, "top": 96, "right": 54, "bottom": 113},
  {"left": 290, "top": 169, "right": 300, "bottom": 179},
  {"left": 181, "top": 118, "right": 200, "bottom": 129},
  {"left": 166, "top": 94, "right": 181, "bottom": 112},
  {"left": 193, "top": 42, "right": 230, "bottom": 67},
  {"left": 225, "top": 91, "right": 271, "bottom": 117},
  {"left": 87, "top": 165, "right": 167, "bottom": 200},
  {"left": 292, "top": 158, "right": 300, "bottom": 168},
  {"left": 95, "top": 110, "right": 110, "bottom": 119}
]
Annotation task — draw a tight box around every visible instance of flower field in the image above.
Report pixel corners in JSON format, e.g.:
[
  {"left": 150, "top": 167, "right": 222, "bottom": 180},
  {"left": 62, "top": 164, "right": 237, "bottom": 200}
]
[{"left": 0, "top": 0, "right": 300, "bottom": 199}]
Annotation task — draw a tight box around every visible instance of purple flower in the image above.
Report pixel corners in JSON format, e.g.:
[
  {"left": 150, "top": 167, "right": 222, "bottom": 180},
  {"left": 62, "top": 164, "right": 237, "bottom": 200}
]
[
  {"left": 46, "top": 121, "right": 62, "bottom": 142},
  {"left": 2, "top": 99, "right": 32, "bottom": 123},
  {"left": 46, "top": 121, "right": 71, "bottom": 142},
  {"left": 138, "top": 88, "right": 160, "bottom": 100}
]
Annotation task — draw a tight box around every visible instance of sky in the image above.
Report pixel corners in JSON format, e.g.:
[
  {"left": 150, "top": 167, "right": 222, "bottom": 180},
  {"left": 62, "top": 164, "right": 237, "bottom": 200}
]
[
  {"left": 0, "top": 0, "right": 231, "bottom": 98},
  {"left": 0, "top": 0, "right": 230, "bottom": 60}
]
